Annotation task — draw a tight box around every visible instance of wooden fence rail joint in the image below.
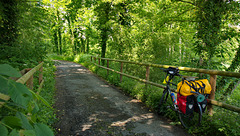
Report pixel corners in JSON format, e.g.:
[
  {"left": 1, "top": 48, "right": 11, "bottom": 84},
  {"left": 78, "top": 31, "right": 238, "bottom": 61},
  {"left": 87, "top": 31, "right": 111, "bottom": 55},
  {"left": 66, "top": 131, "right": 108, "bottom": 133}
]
[{"left": 16, "top": 62, "right": 44, "bottom": 84}]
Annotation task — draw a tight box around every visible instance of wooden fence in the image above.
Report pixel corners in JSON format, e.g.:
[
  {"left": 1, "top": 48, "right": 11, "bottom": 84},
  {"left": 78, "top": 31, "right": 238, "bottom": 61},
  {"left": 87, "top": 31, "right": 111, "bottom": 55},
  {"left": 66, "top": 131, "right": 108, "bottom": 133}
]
[
  {"left": 0, "top": 62, "right": 44, "bottom": 108},
  {"left": 91, "top": 56, "right": 240, "bottom": 114}
]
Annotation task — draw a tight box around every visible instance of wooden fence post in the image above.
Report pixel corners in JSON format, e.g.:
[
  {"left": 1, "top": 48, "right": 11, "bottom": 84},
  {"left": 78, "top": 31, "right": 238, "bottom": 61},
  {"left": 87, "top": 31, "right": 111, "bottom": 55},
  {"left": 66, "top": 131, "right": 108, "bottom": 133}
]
[
  {"left": 208, "top": 74, "right": 217, "bottom": 116},
  {"left": 26, "top": 68, "right": 33, "bottom": 90},
  {"left": 120, "top": 62, "right": 123, "bottom": 83},
  {"left": 107, "top": 60, "right": 109, "bottom": 76},
  {"left": 145, "top": 66, "right": 150, "bottom": 87}
]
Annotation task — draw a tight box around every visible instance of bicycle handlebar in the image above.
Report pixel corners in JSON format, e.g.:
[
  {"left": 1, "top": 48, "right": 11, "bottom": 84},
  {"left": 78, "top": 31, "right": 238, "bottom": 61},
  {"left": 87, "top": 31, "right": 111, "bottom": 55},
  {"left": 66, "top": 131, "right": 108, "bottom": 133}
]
[{"left": 161, "top": 67, "right": 180, "bottom": 77}]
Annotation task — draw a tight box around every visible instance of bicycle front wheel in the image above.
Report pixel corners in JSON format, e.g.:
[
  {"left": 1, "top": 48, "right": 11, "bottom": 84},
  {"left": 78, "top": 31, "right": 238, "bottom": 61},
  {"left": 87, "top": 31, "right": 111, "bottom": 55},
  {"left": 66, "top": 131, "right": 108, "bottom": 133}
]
[
  {"left": 158, "top": 89, "right": 169, "bottom": 114},
  {"left": 179, "top": 102, "right": 202, "bottom": 128}
]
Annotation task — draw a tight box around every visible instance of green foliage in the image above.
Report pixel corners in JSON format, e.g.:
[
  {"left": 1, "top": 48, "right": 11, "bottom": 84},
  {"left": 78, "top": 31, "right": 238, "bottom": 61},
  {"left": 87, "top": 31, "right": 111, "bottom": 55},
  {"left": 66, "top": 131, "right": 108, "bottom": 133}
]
[
  {"left": 0, "top": 64, "right": 21, "bottom": 77},
  {"left": 34, "top": 123, "right": 54, "bottom": 136},
  {"left": 193, "top": 0, "right": 240, "bottom": 68},
  {"left": 0, "top": 1, "right": 52, "bottom": 69},
  {"left": 0, "top": 63, "right": 55, "bottom": 136},
  {"left": 0, "top": 124, "right": 8, "bottom": 136},
  {"left": 0, "top": 0, "right": 18, "bottom": 47}
]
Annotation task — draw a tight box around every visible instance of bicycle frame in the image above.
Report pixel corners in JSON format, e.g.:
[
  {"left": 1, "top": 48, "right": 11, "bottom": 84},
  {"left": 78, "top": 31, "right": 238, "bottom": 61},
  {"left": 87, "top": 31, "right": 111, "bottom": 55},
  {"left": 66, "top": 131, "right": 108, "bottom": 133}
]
[{"left": 163, "top": 74, "right": 178, "bottom": 110}]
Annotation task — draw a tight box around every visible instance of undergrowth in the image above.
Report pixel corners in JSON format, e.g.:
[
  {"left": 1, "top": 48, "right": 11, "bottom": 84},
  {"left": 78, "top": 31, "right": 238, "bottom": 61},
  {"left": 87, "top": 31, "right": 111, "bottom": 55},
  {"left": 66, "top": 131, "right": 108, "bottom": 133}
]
[{"left": 50, "top": 53, "right": 240, "bottom": 136}]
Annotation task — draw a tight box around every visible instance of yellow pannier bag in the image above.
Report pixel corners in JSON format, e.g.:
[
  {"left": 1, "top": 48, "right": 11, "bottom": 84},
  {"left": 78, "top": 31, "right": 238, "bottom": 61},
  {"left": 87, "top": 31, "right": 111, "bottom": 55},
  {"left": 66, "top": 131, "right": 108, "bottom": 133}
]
[{"left": 177, "top": 79, "right": 212, "bottom": 96}]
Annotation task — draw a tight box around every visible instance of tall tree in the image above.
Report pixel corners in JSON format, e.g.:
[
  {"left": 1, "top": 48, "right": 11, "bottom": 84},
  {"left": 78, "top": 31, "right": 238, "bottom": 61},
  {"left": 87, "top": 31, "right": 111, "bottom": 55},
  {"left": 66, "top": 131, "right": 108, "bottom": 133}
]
[
  {"left": 56, "top": 9, "right": 63, "bottom": 55},
  {"left": 95, "top": 2, "right": 112, "bottom": 60}
]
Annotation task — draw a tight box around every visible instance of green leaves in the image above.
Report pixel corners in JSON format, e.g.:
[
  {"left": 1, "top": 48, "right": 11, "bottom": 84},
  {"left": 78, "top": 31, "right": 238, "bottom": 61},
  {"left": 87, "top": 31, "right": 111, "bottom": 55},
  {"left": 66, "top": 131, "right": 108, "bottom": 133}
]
[
  {"left": 0, "top": 64, "right": 21, "bottom": 77},
  {"left": 34, "top": 123, "right": 54, "bottom": 136},
  {"left": 9, "top": 129, "right": 19, "bottom": 136},
  {"left": 16, "top": 112, "right": 33, "bottom": 130},
  {"left": 1, "top": 116, "right": 22, "bottom": 129},
  {"left": 0, "top": 75, "right": 32, "bottom": 108},
  {"left": 0, "top": 124, "right": 8, "bottom": 136},
  {"left": 0, "top": 64, "right": 54, "bottom": 136},
  {"left": 8, "top": 81, "right": 32, "bottom": 108},
  {"left": 20, "top": 130, "right": 36, "bottom": 136},
  {"left": 29, "top": 89, "right": 52, "bottom": 109},
  {"left": 0, "top": 112, "right": 53, "bottom": 136},
  {"left": 0, "top": 113, "right": 53, "bottom": 136},
  {"left": 0, "top": 76, "right": 8, "bottom": 94}
]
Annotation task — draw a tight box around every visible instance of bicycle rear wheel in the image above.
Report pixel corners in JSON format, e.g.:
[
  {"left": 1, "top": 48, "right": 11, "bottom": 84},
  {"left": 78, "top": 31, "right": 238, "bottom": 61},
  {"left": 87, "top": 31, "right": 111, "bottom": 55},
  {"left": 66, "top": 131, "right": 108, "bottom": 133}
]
[{"left": 179, "top": 102, "right": 202, "bottom": 128}]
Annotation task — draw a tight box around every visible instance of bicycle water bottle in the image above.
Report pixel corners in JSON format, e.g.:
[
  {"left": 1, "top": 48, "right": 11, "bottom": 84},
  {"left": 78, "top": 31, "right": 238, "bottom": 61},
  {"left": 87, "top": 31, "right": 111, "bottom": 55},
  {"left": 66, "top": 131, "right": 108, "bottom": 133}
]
[{"left": 170, "top": 92, "right": 177, "bottom": 105}]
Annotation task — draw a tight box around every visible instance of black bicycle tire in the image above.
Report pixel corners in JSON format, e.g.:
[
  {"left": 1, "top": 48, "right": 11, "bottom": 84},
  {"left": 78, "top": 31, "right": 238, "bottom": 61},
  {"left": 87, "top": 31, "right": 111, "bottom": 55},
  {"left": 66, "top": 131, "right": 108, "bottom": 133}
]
[
  {"left": 178, "top": 102, "right": 202, "bottom": 128},
  {"left": 159, "top": 89, "right": 169, "bottom": 107}
]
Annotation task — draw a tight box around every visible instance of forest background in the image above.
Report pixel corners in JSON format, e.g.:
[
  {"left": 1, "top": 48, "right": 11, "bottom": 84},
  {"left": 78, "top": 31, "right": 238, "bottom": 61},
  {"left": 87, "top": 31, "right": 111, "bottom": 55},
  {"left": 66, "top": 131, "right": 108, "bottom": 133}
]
[{"left": 0, "top": 0, "right": 239, "bottom": 135}]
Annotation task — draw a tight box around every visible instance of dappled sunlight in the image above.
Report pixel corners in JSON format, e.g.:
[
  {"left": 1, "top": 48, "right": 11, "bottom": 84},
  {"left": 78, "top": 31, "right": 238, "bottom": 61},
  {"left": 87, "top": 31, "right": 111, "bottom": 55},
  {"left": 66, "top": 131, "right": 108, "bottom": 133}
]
[
  {"left": 82, "top": 124, "right": 92, "bottom": 131},
  {"left": 145, "top": 119, "right": 154, "bottom": 125},
  {"left": 77, "top": 68, "right": 89, "bottom": 72},
  {"left": 81, "top": 113, "right": 98, "bottom": 131},
  {"left": 100, "top": 84, "right": 110, "bottom": 88},
  {"left": 90, "top": 96, "right": 98, "bottom": 100},
  {"left": 111, "top": 113, "right": 154, "bottom": 127},
  {"left": 126, "top": 99, "right": 142, "bottom": 103},
  {"left": 159, "top": 124, "right": 173, "bottom": 129}
]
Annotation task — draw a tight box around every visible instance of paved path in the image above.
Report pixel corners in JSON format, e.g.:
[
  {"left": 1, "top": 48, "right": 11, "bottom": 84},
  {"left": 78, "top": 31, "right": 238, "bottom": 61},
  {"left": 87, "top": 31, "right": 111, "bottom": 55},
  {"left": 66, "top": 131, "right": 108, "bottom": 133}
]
[{"left": 54, "top": 60, "right": 190, "bottom": 136}]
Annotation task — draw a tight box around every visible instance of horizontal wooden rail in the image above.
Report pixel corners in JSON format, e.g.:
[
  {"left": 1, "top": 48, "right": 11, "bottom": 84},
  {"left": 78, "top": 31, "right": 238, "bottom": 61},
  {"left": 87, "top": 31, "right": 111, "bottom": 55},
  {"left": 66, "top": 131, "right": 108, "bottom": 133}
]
[
  {"left": 91, "top": 56, "right": 240, "bottom": 113},
  {"left": 208, "top": 99, "right": 240, "bottom": 113},
  {"left": 17, "top": 62, "right": 44, "bottom": 84},
  {"left": 95, "top": 64, "right": 167, "bottom": 89},
  {"left": 95, "top": 56, "right": 240, "bottom": 78}
]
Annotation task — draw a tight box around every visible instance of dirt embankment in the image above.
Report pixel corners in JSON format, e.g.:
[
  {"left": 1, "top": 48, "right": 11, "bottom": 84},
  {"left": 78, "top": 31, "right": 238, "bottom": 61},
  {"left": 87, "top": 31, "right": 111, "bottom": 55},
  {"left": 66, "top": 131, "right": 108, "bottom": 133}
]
[{"left": 54, "top": 60, "right": 190, "bottom": 136}]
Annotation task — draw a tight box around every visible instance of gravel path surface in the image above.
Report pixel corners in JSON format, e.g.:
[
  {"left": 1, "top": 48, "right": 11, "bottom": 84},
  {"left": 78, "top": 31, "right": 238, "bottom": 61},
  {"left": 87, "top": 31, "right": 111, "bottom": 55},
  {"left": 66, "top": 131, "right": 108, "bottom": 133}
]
[{"left": 54, "top": 60, "right": 190, "bottom": 136}]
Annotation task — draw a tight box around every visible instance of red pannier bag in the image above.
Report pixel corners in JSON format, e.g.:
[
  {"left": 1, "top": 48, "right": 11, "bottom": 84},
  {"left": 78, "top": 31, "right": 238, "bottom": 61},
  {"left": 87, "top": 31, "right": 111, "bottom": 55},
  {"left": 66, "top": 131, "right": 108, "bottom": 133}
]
[{"left": 177, "top": 93, "right": 195, "bottom": 115}]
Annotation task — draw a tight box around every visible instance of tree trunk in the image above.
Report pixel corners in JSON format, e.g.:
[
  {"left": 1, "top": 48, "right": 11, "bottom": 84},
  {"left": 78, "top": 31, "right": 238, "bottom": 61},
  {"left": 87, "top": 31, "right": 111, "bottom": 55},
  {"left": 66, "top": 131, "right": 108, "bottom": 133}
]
[
  {"left": 86, "top": 36, "right": 89, "bottom": 54},
  {"left": 80, "top": 32, "right": 85, "bottom": 53},
  {"left": 58, "top": 27, "right": 62, "bottom": 55},
  {"left": 57, "top": 10, "right": 62, "bottom": 55},
  {"left": 73, "top": 28, "right": 79, "bottom": 54},
  {"left": 53, "top": 29, "right": 59, "bottom": 54},
  {"left": 66, "top": 15, "right": 75, "bottom": 53},
  {"left": 195, "top": 0, "right": 226, "bottom": 68},
  {"left": 96, "top": 2, "right": 111, "bottom": 65},
  {"left": 101, "top": 29, "right": 107, "bottom": 65}
]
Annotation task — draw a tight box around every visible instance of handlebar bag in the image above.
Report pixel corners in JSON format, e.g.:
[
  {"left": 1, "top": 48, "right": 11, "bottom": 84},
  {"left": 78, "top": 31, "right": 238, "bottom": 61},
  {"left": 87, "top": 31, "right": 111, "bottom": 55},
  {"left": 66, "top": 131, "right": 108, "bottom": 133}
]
[
  {"left": 177, "top": 79, "right": 212, "bottom": 96},
  {"left": 177, "top": 93, "right": 195, "bottom": 115}
]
